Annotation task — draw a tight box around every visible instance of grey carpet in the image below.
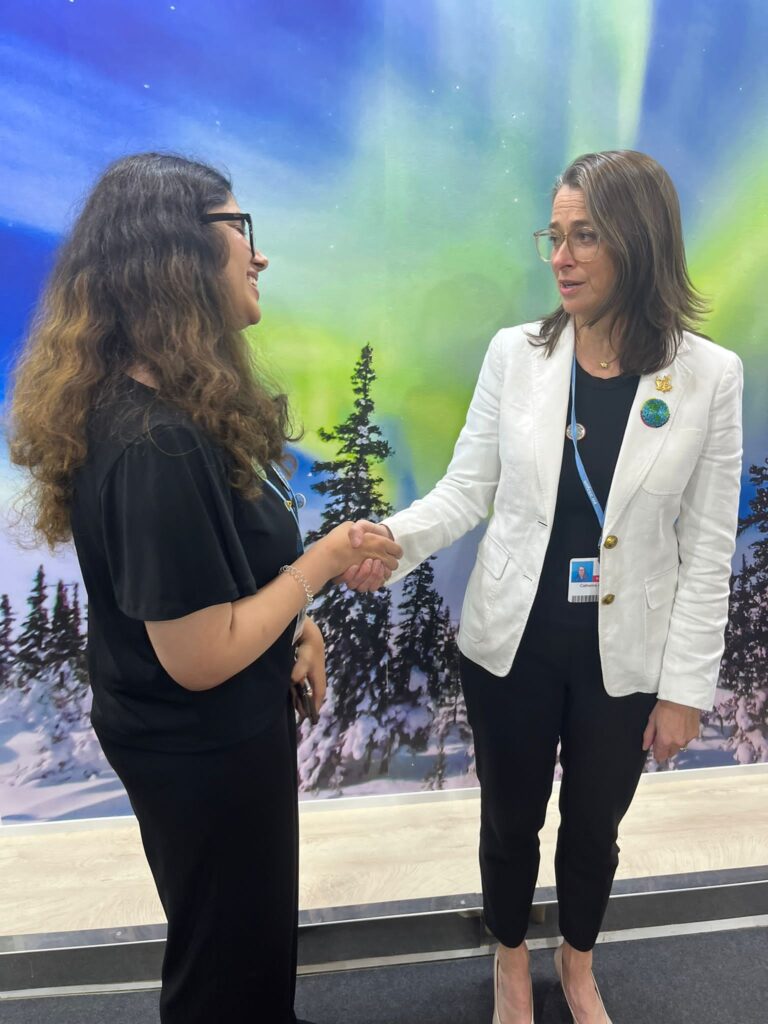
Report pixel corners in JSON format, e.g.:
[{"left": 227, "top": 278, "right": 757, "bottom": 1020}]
[{"left": 1, "top": 926, "right": 766, "bottom": 1023}]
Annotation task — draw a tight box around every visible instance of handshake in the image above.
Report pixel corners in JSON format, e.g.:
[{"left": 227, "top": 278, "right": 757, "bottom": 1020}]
[{"left": 331, "top": 519, "right": 397, "bottom": 592}]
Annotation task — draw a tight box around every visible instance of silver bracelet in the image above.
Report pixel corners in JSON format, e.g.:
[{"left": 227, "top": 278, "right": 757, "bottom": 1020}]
[{"left": 279, "top": 565, "right": 314, "bottom": 607}]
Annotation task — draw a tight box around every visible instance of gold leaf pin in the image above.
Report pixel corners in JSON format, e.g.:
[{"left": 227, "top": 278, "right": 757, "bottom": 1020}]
[{"left": 655, "top": 374, "right": 673, "bottom": 393}]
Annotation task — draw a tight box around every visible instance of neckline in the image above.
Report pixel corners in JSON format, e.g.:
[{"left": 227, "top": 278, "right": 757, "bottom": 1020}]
[{"left": 574, "top": 360, "right": 638, "bottom": 391}]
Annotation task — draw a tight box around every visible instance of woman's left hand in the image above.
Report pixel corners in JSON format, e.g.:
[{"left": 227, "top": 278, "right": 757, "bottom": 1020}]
[
  {"left": 291, "top": 616, "right": 327, "bottom": 718},
  {"left": 642, "top": 700, "right": 701, "bottom": 762}
]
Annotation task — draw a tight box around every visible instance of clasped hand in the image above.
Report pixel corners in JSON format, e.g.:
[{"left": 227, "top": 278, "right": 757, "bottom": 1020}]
[
  {"left": 334, "top": 519, "right": 394, "bottom": 591},
  {"left": 290, "top": 522, "right": 397, "bottom": 717}
]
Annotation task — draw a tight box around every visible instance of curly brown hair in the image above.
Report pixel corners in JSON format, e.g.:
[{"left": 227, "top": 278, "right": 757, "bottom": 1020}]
[
  {"left": 8, "top": 153, "right": 297, "bottom": 548},
  {"left": 533, "top": 150, "right": 709, "bottom": 375}
]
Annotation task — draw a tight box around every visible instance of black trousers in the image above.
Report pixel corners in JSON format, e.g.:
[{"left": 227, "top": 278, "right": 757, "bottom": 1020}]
[
  {"left": 100, "top": 700, "right": 299, "bottom": 1024},
  {"left": 460, "top": 619, "right": 657, "bottom": 951}
]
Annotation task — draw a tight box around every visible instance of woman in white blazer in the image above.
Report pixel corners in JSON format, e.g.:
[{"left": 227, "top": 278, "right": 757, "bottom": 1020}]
[{"left": 345, "top": 150, "right": 742, "bottom": 1024}]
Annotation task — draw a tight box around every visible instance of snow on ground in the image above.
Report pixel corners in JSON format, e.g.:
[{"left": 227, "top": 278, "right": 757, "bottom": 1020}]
[
  {"left": 0, "top": 716, "right": 752, "bottom": 823},
  {"left": 0, "top": 773, "right": 130, "bottom": 823},
  {"left": 1, "top": 674, "right": 761, "bottom": 824}
]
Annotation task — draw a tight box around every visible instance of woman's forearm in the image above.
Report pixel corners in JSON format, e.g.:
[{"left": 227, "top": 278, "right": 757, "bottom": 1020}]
[
  {"left": 145, "top": 526, "right": 401, "bottom": 690},
  {"left": 145, "top": 546, "right": 334, "bottom": 691}
]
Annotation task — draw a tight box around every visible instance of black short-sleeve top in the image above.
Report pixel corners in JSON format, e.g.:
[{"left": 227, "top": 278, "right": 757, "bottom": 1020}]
[{"left": 71, "top": 377, "right": 301, "bottom": 752}]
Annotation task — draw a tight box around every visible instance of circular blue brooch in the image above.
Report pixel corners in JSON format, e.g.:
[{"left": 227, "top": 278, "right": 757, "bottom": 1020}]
[{"left": 640, "top": 398, "right": 670, "bottom": 428}]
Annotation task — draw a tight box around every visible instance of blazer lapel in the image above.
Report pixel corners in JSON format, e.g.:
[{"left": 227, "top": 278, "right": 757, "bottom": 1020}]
[
  {"left": 604, "top": 339, "right": 693, "bottom": 527},
  {"left": 531, "top": 320, "right": 575, "bottom": 521}
]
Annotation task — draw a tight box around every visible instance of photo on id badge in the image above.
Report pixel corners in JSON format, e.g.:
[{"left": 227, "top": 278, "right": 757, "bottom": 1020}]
[{"left": 568, "top": 558, "right": 600, "bottom": 603}]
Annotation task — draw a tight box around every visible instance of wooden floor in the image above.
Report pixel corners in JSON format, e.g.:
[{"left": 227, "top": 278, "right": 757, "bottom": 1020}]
[{"left": 1, "top": 766, "right": 766, "bottom": 939}]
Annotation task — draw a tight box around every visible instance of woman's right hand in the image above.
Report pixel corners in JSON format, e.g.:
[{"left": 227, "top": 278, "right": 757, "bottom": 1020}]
[
  {"left": 335, "top": 520, "right": 394, "bottom": 591},
  {"left": 316, "top": 521, "right": 402, "bottom": 580}
]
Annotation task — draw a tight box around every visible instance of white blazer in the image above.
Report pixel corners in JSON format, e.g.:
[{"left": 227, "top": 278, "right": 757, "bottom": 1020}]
[{"left": 384, "top": 321, "right": 743, "bottom": 710}]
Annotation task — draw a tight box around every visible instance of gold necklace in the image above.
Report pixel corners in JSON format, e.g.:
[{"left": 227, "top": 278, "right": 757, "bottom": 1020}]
[
  {"left": 574, "top": 330, "right": 619, "bottom": 370},
  {"left": 599, "top": 354, "right": 619, "bottom": 369}
]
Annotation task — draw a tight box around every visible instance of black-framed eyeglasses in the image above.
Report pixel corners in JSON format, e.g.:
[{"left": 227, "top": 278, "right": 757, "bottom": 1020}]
[
  {"left": 533, "top": 226, "right": 601, "bottom": 263},
  {"left": 201, "top": 212, "right": 255, "bottom": 257}
]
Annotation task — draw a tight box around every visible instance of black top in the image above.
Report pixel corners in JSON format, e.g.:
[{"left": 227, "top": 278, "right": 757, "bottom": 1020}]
[
  {"left": 529, "top": 362, "right": 639, "bottom": 629},
  {"left": 71, "top": 377, "right": 301, "bottom": 752}
]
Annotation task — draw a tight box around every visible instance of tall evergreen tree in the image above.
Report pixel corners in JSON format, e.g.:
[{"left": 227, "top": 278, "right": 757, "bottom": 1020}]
[
  {"left": 15, "top": 566, "right": 50, "bottom": 687},
  {"left": 391, "top": 558, "right": 447, "bottom": 697},
  {"left": 431, "top": 606, "right": 463, "bottom": 706},
  {"left": 717, "top": 459, "right": 768, "bottom": 762},
  {"left": 378, "top": 558, "right": 452, "bottom": 766},
  {"left": 70, "top": 583, "right": 84, "bottom": 642},
  {"left": 721, "top": 460, "right": 768, "bottom": 695},
  {"left": 46, "top": 581, "right": 90, "bottom": 714},
  {"left": 0, "top": 593, "right": 15, "bottom": 689},
  {"left": 70, "top": 582, "right": 89, "bottom": 682},
  {"left": 49, "top": 581, "right": 74, "bottom": 666},
  {"left": 47, "top": 582, "right": 86, "bottom": 665},
  {"left": 739, "top": 458, "right": 768, "bottom": 555},
  {"left": 423, "top": 611, "right": 474, "bottom": 789},
  {"left": 1, "top": 574, "right": 103, "bottom": 786},
  {"left": 299, "top": 345, "right": 395, "bottom": 791}
]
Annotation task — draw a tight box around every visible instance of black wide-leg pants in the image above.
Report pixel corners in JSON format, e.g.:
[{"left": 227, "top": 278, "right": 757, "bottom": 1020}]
[
  {"left": 100, "top": 700, "right": 299, "bottom": 1024},
  {"left": 460, "top": 620, "right": 657, "bottom": 951}
]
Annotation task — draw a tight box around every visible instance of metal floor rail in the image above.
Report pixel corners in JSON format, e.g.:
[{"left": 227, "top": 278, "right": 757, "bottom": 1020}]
[{"left": 1, "top": 865, "right": 766, "bottom": 996}]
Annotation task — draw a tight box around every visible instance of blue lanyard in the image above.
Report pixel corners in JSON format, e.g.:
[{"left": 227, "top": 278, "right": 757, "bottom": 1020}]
[
  {"left": 570, "top": 355, "right": 605, "bottom": 537},
  {"left": 262, "top": 462, "right": 305, "bottom": 554}
]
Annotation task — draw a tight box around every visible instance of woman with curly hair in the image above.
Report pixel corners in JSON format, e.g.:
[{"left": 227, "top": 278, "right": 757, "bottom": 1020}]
[{"left": 9, "top": 152, "right": 400, "bottom": 1024}]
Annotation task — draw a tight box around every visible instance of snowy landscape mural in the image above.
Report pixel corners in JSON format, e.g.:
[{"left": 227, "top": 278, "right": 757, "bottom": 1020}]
[
  {"left": 2, "top": 343, "right": 766, "bottom": 820},
  {"left": 1, "top": 0, "right": 767, "bottom": 821}
]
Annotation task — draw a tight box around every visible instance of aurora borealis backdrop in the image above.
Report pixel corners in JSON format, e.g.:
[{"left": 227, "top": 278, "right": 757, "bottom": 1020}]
[{"left": 1, "top": 0, "right": 766, "bottom": 819}]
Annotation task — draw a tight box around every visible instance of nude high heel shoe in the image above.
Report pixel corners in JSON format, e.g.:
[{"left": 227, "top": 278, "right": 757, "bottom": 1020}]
[
  {"left": 554, "top": 944, "right": 613, "bottom": 1024},
  {"left": 492, "top": 947, "right": 535, "bottom": 1024}
]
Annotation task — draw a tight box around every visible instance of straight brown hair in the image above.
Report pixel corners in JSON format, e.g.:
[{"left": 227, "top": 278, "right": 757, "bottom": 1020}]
[{"left": 533, "top": 150, "right": 708, "bottom": 375}]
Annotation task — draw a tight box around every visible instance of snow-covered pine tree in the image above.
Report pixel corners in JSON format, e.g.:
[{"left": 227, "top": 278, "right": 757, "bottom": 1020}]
[
  {"left": 740, "top": 457, "right": 768, "bottom": 555},
  {"left": 715, "top": 458, "right": 768, "bottom": 763},
  {"left": 47, "top": 581, "right": 90, "bottom": 723},
  {"left": 379, "top": 557, "right": 449, "bottom": 770},
  {"left": 391, "top": 558, "right": 446, "bottom": 695},
  {"left": 48, "top": 583, "right": 87, "bottom": 675},
  {"left": 298, "top": 344, "right": 395, "bottom": 792},
  {"left": 69, "top": 582, "right": 89, "bottom": 685},
  {"left": 70, "top": 583, "right": 85, "bottom": 641},
  {"left": 8, "top": 572, "right": 104, "bottom": 785},
  {"left": 49, "top": 581, "right": 74, "bottom": 666},
  {"left": 14, "top": 566, "right": 49, "bottom": 689},
  {"left": 0, "top": 593, "right": 15, "bottom": 689},
  {"left": 424, "top": 609, "right": 474, "bottom": 790}
]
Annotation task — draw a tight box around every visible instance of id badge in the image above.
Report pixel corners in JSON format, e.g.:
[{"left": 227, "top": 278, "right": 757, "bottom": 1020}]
[{"left": 568, "top": 557, "right": 600, "bottom": 603}]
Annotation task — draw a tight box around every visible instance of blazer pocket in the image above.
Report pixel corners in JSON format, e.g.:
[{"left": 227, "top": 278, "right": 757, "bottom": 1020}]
[
  {"left": 477, "top": 533, "right": 510, "bottom": 578},
  {"left": 461, "top": 534, "right": 510, "bottom": 642},
  {"left": 643, "top": 565, "right": 678, "bottom": 677},
  {"left": 641, "top": 427, "right": 704, "bottom": 496}
]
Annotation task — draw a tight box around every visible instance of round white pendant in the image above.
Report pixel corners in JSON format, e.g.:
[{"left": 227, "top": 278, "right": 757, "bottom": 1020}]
[{"left": 566, "top": 422, "right": 586, "bottom": 441}]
